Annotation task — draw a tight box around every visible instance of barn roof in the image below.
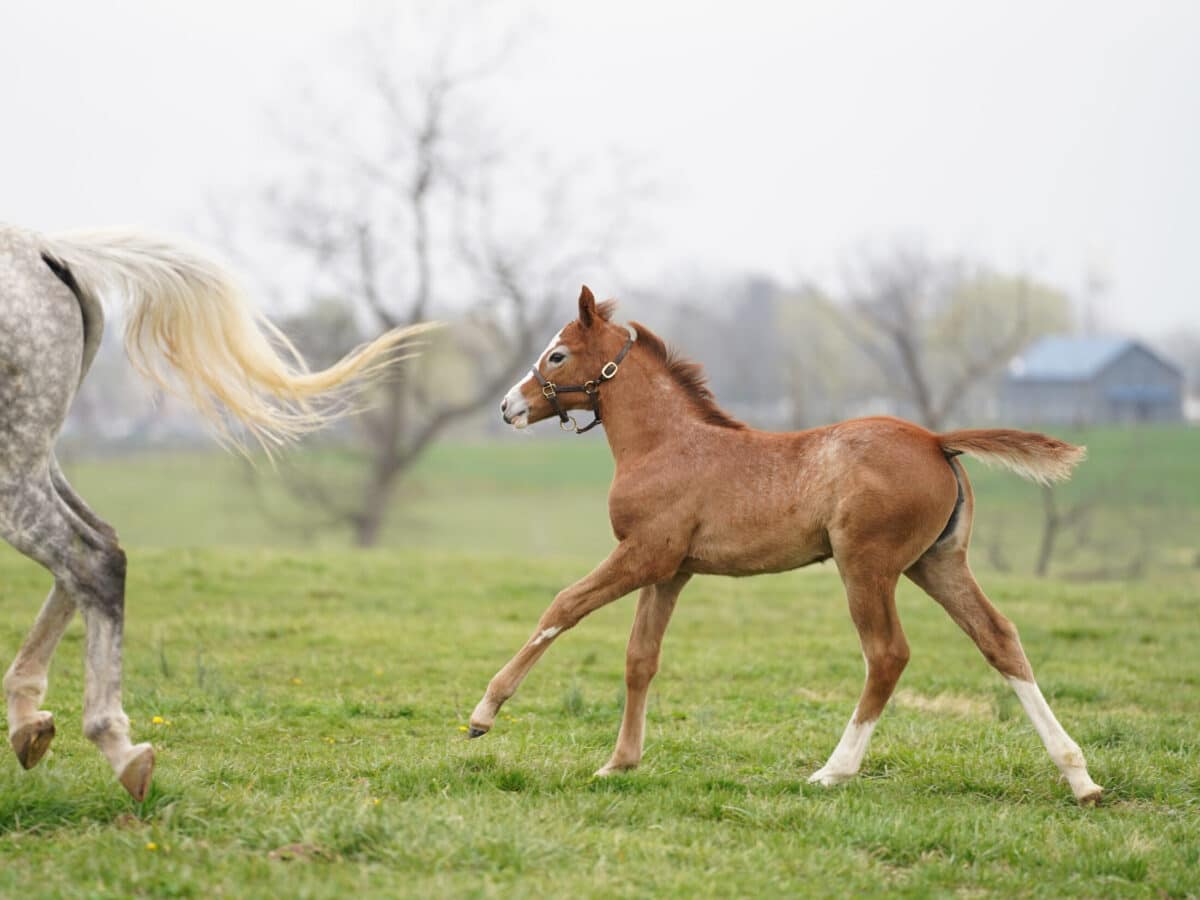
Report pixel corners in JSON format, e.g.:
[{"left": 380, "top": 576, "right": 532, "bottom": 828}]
[{"left": 1008, "top": 335, "right": 1136, "bottom": 381}]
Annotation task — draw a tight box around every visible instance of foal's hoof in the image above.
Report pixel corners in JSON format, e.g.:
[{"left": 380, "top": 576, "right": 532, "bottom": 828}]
[
  {"left": 119, "top": 744, "right": 156, "bottom": 802},
  {"left": 466, "top": 726, "right": 489, "bottom": 739},
  {"left": 1065, "top": 771, "right": 1104, "bottom": 806},
  {"left": 594, "top": 761, "right": 637, "bottom": 778},
  {"left": 808, "top": 767, "right": 855, "bottom": 787},
  {"left": 1076, "top": 786, "right": 1104, "bottom": 807},
  {"left": 11, "top": 713, "right": 56, "bottom": 770}
]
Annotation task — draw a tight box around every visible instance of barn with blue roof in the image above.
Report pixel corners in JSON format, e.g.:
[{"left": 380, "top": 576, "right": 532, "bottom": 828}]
[{"left": 1002, "top": 335, "right": 1183, "bottom": 425}]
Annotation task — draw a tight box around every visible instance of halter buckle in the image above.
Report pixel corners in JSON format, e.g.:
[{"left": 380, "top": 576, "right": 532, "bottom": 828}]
[
  {"left": 582, "top": 380, "right": 598, "bottom": 395},
  {"left": 542, "top": 383, "right": 557, "bottom": 399},
  {"left": 600, "top": 361, "right": 619, "bottom": 380}
]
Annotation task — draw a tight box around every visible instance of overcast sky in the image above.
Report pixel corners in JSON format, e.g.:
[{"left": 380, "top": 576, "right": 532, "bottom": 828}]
[{"left": 3, "top": 1, "right": 1198, "bottom": 335}]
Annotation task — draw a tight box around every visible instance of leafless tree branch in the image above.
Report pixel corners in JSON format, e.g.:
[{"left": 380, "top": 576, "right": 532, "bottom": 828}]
[
  {"left": 835, "top": 245, "right": 1040, "bottom": 430},
  {"left": 239, "top": 17, "right": 634, "bottom": 545}
]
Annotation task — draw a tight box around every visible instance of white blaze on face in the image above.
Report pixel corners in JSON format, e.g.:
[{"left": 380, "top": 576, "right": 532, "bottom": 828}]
[{"left": 502, "top": 328, "right": 565, "bottom": 429}]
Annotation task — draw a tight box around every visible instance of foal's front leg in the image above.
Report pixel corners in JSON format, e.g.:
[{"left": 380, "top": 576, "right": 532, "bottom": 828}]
[
  {"left": 595, "top": 572, "right": 691, "bottom": 776},
  {"left": 468, "top": 541, "right": 678, "bottom": 738}
]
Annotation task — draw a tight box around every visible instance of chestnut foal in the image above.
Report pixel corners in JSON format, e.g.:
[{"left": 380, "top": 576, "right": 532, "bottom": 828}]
[{"left": 469, "top": 288, "right": 1103, "bottom": 805}]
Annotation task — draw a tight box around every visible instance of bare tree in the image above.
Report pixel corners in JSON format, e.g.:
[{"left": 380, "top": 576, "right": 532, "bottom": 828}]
[
  {"left": 1034, "top": 484, "right": 1095, "bottom": 577},
  {"left": 245, "top": 13, "right": 636, "bottom": 545},
  {"left": 775, "top": 283, "right": 882, "bottom": 428},
  {"left": 835, "top": 244, "right": 1070, "bottom": 430},
  {"left": 649, "top": 273, "right": 787, "bottom": 417}
]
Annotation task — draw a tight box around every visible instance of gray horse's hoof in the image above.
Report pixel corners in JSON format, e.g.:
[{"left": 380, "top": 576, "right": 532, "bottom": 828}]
[
  {"left": 11, "top": 714, "right": 56, "bottom": 770},
  {"left": 118, "top": 744, "right": 156, "bottom": 802}
]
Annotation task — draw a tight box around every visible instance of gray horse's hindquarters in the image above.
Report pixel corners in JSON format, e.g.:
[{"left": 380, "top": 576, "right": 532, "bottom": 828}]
[
  {"left": 2, "top": 223, "right": 434, "bottom": 801},
  {"left": 0, "top": 227, "right": 86, "bottom": 462},
  {"left": 1, "top": 225, "right": 155, "bottom": 800}
]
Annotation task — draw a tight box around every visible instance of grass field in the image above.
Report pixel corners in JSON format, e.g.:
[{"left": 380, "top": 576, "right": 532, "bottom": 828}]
[
  {"left": 1, "top": 550, "right": 1197, "bottom": 897},
  {"left": 1, "top": 429, "right": 1197, "bottom": 896}
]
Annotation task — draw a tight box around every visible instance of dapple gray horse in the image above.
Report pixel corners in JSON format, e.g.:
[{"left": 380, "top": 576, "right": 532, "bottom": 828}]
[{"left": 1, "top": 224, "right": 429, "bottom": 800}]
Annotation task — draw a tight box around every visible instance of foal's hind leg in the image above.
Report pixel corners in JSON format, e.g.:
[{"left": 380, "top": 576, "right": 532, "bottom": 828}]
[
  {"left": 0, "top": 476, "right": 154, "bottom": 800},
  {"left": 596, "top": 572, "right": 691, "bottom": 776},
  {"left": 810, "top": 567, "right": 910, "bottom": 786},
  {"left": 906, "top": 549, "right": 1103, "bottom": 805}
]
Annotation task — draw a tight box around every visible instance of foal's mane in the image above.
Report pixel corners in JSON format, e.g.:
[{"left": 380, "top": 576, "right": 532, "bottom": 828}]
[{"left": 621, "top": 314, "right": 746, "bottom": 430}]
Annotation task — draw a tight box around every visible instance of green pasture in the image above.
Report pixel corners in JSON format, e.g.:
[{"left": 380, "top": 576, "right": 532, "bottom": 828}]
[
  {"left": 0, "top": 426, "right": 1197, "bottom": 896},
  {"left": 1, "top": 550, "right": 1197, "bottom": 897}
]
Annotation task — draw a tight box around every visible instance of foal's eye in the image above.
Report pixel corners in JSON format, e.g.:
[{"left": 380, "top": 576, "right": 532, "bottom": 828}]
[{"left": 548, "top": 352, "right": 566, "bottom": 365}]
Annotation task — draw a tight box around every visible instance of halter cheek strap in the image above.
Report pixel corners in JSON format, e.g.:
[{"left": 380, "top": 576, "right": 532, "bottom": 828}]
[{"left": 530, "top": 333, "right": 635, "bottom": 434}]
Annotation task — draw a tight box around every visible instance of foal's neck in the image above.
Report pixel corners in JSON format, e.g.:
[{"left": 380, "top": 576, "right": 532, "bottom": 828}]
[{"left": 598, "top": 355, "right": 707, "bottom": 463}]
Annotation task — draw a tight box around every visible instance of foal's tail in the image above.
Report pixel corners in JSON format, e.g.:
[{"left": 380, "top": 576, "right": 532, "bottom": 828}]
[
  {"left": 40, "top": 229, "right": 437, "bottom": 450},
  {"left": 938, "top": 429, "right": 1086, "bottom": 485}
]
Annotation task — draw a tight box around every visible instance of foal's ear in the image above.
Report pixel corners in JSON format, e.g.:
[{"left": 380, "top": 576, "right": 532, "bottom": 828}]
[{"left": 577, "top": 285, "right": 598, "bottom": 328}]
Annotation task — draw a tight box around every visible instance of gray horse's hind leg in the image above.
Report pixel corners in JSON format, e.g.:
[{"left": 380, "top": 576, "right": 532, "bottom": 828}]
[
  {"left": 0, "top": 475, "right": 154, "bottom": 799},
  {"left": 2, "top": 227, "right": 151, "bottom": 798},
  {"left": 50, "top": 455, "right": 116, "bottom": 540},
  {"left": 5, "top": 460, "right": 119, "bottom": 769},
  {"left": 4, "top": 582, "right": 74, "bottom": 769}
]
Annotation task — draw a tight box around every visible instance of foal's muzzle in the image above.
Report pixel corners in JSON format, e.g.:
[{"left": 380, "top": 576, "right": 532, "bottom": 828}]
[{"left": 500, "top": 387, "right": 530, "bottom": 428}]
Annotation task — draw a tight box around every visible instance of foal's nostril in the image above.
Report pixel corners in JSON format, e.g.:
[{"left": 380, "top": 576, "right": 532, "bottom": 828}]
[{"left": 501, "top": 398, "right": 509, "bottom": 413}]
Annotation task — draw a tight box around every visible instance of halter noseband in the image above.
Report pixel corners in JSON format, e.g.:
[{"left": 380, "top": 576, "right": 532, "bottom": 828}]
[{"left": 529, "top": 332, "right": 635, "bottom": 434}]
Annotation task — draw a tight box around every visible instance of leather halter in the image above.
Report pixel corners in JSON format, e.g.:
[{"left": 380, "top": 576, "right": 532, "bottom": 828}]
[{"left": 530, "top": 333, "right": 635, "bottom": 434}]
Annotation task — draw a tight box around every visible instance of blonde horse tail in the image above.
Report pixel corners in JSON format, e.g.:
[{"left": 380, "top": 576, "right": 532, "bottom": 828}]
[
  {"left": 938, "top": 428, "right": 1086, "bottom": 485},
  {"left": 40, "top": 228, "right": 437, "bottom": 451}
]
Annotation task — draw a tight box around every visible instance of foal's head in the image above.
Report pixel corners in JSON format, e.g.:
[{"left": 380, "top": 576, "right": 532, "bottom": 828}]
[{"left": 501, "top": 286, "right": 631, "bottom": 430}]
